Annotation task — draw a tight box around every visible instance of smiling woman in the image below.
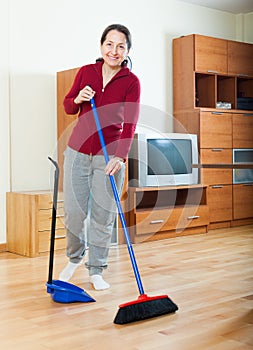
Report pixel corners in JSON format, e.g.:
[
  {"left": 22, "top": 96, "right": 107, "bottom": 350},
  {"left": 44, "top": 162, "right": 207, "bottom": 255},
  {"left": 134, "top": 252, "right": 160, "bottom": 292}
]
[{"left": 59, "top": 24, "right": 141, "bottom": 291}]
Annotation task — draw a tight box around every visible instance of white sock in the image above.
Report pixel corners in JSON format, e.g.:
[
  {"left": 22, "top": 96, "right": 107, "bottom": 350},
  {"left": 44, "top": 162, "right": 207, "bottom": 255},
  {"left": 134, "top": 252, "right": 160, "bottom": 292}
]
[
  {"left": 89, "top": 275, "right": 110, "bottom": 290},
  {"left": 59, "top": 261, "right": 82, "bottom": 282}
]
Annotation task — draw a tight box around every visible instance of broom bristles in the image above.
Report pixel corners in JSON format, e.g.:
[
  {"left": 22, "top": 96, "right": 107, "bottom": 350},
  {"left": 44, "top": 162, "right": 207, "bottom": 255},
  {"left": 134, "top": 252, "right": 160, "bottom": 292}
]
[{"left": 114, "top": 294, "right": 178, "bottom": 325}]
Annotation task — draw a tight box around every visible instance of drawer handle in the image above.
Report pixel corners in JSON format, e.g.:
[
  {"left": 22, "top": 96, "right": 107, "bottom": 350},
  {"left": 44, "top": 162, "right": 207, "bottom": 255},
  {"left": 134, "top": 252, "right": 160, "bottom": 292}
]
[
  {"left": 211, "top": 112, "right": 223, "bottom": 115},
  {"left": 207, "top": 70, "right": 218, "bottom": 74},
  {"left": 211, "top": 148, "right": 223, "bottom": 152},
  {"left": 242, "top": 114, "right": 253, "bottom": 117},
  {"left": 150, "top": 220, "right": 164, "bottom": 224},
  {"left": 55, "top": 235, "right": 66, "bottom": 239},
  {"left": 187, "top": 215, "right": 200, "bottom": 220},
  {"left": 212, "top": 185, "right": 224, "bottom": 188},
  {"left": 238, "top": 74, "right": 249, "bottom": 77},
  {"left": 242, "top": 183, "right": 253, "bottom": 186}
]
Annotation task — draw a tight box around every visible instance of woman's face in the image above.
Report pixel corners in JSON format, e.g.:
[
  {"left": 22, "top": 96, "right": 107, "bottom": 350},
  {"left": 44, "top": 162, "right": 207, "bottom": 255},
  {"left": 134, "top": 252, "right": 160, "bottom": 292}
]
[{"left": 101, "top": 30, "right": 129, "bottom": 68}]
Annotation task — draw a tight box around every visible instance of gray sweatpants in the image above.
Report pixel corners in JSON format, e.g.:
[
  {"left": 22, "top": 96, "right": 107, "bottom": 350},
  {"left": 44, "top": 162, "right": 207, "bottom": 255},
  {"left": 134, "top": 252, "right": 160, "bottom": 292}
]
[{"left": 63, "top": 146, "right": 125, "bottom": 276}]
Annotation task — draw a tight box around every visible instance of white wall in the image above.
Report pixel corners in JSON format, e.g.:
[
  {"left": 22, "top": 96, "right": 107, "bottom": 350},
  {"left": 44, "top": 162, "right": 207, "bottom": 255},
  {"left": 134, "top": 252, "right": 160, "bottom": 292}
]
[
  {"left": 0, "top": 1, "right": 10, "bottom": 244},
  {"left": 1, "top": 0, "right": 253, "bottom": 243},
  {"left": 244, "top": 12, "right": 253, "bottom": 42}
]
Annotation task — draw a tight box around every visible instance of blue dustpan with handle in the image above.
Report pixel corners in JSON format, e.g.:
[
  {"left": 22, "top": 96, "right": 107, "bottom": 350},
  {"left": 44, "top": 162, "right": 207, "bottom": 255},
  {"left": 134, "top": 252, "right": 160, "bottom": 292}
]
[{"left": 46, "top": 157, "right": 95, "bottom": 303}]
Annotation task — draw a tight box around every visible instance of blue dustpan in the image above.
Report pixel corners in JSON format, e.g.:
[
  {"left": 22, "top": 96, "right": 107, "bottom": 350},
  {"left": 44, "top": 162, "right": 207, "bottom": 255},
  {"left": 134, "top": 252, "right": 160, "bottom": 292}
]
[
  {"left": 46, "top": 280, "right": 95, "bottom": 303},
  {"left": 47, "top": 158, "right": 96, "bottom": 304}
]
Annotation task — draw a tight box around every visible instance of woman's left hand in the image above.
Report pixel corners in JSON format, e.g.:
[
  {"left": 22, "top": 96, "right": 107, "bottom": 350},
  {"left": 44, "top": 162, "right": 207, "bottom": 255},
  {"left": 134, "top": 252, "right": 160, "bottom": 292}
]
[{"left": 105, "top": 157, "right": 124, "bottom": 175}]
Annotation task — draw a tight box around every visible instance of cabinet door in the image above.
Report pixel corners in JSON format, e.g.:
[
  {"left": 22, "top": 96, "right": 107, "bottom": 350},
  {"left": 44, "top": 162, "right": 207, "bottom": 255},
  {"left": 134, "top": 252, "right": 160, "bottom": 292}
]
[
  {"left": 207, "top": 185, "right": 232, "bottom": 223},
  {"left": 228, "top": 41, "right": 253, "bottom": 76},
  {"left": 200, "top": 111, "right": 232, "bottom": 148},
  {"left": 200, "top": 149, "right": 232, "bottom": 185},
  {"left": 233, "top": 113, "right": 253, "bottom": 148},
  {"left": 194, "top": 35, "right": 227, "bottom": 74},
  {"left": 233, "top": 184, "right": 253, "bottom": 219}
]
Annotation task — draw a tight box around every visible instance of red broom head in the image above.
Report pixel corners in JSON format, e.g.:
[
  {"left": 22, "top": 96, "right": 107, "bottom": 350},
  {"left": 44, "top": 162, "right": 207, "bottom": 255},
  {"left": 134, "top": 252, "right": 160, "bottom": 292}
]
[{"left": 114, "top": 294, "right": 178, "bottom": 325}]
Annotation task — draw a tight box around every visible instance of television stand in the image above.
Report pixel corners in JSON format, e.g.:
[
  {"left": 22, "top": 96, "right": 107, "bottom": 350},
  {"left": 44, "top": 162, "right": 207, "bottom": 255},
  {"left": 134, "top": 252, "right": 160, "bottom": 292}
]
[{"left": 127, "top": 184, "right": 209, "bottom": 243}]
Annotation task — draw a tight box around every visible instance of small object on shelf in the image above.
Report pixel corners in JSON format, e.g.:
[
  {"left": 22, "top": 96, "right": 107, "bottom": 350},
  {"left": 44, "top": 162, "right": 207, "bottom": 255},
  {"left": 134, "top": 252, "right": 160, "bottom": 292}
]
[
  {"left": 237, "top": 97, "right": 253, "bottom": 111},
  {"left": 216, "top": 101, "right": 232, "bottom": 109}
]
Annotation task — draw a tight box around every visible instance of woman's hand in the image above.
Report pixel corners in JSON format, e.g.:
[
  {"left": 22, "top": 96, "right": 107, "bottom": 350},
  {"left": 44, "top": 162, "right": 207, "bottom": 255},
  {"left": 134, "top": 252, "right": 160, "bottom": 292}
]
[
  {"left": 105, "top": 157, "right": 124, "bottom": 175},
  {"left": 74, "top": 85, "right": 95, "bottom": 104}
]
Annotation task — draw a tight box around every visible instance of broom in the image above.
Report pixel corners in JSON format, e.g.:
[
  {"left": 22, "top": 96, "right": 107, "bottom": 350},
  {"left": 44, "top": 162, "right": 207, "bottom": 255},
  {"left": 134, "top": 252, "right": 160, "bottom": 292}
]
[{"left": 90, "top": 97, "right": 178, "bottom": 324}]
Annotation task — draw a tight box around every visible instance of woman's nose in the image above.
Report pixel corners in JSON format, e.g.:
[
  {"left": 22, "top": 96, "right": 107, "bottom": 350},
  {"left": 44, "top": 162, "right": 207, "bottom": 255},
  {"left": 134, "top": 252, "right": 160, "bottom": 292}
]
[{"left": 112, "top": 45, "right": 117, "bottom": 54}]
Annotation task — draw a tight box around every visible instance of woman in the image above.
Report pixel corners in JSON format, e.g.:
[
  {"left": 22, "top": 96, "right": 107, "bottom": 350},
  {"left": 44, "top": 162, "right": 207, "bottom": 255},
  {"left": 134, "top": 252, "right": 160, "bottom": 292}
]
[{"left": 59, "top": 24, "right": 140, "bottom": 290}]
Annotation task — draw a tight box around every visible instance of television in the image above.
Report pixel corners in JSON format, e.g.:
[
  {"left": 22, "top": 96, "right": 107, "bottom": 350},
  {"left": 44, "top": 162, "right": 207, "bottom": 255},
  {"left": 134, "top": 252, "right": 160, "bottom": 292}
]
[{"left": 128, "top": 132, "right": 199, "bottom": 187}]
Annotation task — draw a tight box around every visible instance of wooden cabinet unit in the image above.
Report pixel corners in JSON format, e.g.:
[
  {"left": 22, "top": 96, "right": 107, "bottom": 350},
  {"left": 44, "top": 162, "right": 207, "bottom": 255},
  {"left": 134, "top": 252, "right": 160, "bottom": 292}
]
[
  {"left": 128, "top": 185, "right": 209, "bottom": 243},
  {"left": 173, "top": 33, "right": 253, "bottom": 229},
  {"left": 6, "top": 191, "right": 66, "bottom": 257}
]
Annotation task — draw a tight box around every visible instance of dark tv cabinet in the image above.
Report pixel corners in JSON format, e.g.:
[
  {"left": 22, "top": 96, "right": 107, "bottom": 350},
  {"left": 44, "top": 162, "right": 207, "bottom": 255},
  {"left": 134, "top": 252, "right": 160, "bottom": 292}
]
[{"left": 127, "top": 185, "right": 209, "bottom": 243}]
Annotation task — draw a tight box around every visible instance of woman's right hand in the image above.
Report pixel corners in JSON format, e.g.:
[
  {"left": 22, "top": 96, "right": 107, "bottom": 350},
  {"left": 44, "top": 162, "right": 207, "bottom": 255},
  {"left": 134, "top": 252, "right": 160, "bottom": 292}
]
[{"left": 74, "top": 85, "right": 95, "bottom": 104}]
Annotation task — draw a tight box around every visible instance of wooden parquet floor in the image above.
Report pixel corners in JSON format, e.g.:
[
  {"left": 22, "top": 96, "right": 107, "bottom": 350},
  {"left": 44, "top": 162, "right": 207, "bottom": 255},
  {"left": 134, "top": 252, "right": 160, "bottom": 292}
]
[{"left": 0, "top": 225, "right": 252, "bottom": 350}]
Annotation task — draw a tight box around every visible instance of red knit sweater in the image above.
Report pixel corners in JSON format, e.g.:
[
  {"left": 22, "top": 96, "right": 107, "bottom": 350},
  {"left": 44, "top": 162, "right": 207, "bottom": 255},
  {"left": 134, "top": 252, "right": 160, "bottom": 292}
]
[{"left": 64, "top": 61, "right": 141, "bottom": 160}]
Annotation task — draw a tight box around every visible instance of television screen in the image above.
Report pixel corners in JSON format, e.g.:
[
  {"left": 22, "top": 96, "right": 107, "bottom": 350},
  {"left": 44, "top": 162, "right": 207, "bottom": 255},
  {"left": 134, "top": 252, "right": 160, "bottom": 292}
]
[{"left": 147, "top": 139, "right": 192, "bottom": 175}]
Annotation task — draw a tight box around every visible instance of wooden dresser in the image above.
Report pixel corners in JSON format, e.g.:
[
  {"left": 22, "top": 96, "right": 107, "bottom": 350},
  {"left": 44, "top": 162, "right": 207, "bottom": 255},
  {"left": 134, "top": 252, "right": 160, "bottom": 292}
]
[{"left": 6, "top": 191, "right": 66, "bottom": 257}]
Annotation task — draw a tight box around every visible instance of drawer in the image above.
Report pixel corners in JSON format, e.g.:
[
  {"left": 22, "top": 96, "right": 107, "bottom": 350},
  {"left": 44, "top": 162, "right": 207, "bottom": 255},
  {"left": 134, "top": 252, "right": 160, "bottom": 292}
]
[
  {"left": 38, "top": 192, "right": 64, "bottom": 210},
  {"left": 38, "top": 207, "right": 65, "bottom": 231},
  {"left": 200, "top": 148, "right": 232, "bottom": 164},
  {"left": 207, "top": 185, "right": 232, "bottom": 222},
  {"left": 200, "top": 112, "right": 232, "bottom": 148},
  {"left": 39, "top": 228, "right": 66, "bottom": 253},
  {"left": 233, "top": 184, "right": 253, "bottom": 219},
  {"left": 200, "top": 148, "right": 232, "bottom": 185},
  {"left": 135, "top": 205, "right": 209, "bottom": 235}
]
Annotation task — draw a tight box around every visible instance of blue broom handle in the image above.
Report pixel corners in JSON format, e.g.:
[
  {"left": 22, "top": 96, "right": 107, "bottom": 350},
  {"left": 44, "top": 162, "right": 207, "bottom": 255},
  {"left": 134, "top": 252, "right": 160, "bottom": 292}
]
[{"left": 90, "top": 98, "right": 145, "bottom": 295}]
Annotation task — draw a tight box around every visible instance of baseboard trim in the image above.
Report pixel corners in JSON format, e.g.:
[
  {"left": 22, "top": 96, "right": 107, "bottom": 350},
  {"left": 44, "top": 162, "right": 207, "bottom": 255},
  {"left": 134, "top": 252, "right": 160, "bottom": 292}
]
[{"left": 0, "top": 243, "right": 7, "bottom": 252}]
